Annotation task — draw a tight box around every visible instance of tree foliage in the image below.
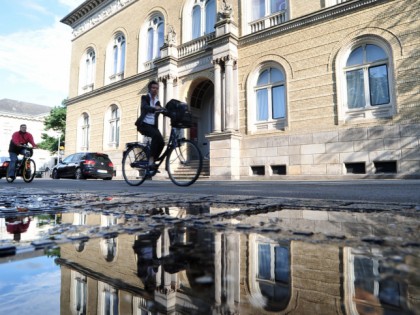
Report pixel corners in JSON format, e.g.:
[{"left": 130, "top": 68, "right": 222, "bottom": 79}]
[{"left": 37, "top": 104, "right": 66, "bottom": 154}]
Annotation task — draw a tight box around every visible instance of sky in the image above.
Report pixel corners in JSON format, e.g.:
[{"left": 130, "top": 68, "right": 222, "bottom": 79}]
[{"left": 0, "top": 0, "right": 86, "bottom": 107}]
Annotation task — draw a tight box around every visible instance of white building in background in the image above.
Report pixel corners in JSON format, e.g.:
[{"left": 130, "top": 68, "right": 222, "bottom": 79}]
[{"left": 0, "top": 98, "right": 57, "bottom": 171}]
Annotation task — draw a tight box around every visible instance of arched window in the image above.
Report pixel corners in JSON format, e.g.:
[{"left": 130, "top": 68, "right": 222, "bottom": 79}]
[
  {"left": 113, "top": 34, "right": 126, "bottom": 74},
  {"left": 105, "top": 33, "right": 126, "bottom": 84},
  {"left": 337, "top": 38, "right": 395, "bottom": 122},
  {"left": 345, "top": 44, "right": 390, "bottom": 109},
  {"left": 109, "top": 105, "right": 120, "bottom": 147},
  {"left": 255, "top": 67, "right": 286, "bottom": 121},
  {"left": 191, "top": 0, "right": 216, "bottom": 40},
  {"left": 85, "top": 49, "right": 95, "bottom": 86},
  {"left": 78, "top": 48, "right": 96, "bottom": 94},
  {"left": 147, "top": 15, "right": 164, "bottom": 61}
]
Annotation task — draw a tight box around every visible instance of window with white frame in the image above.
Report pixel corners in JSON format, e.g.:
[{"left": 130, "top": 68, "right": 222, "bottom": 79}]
[
  {"left": 252, "top": 0, "right": 287, "bottom": 20},
  {"left": 192, "top": 0, "right": 216, "bottom": 39},
  {"left": 147, "top": 15, "right": 164, "bottom": 61},
  {"left": 78, "top": 48, "right": 96, "bottom": 94},
  {"left": 255, "top": 67, "right": 286, "bottom": 121},
  {"left": 338, "top": 39, "right": 394, "bottom": 121},
  {"left": 106, "top": 33, "right": 126, "bottom": 84},
  {"left": 246, "top": 0, "right": 288, "bottom": 33},
  {"left": 79, "top": 113, "right": 90, "bottom": 150},
  {"left": 325, "top": 0, "right": 348, "bottom": 7},
  {"left": 249, "top": 234, "right": 291, "bottom": 312},
  {"left": 345, "top": 248, "right": 407, "bottom": 314},
  {"left": 71, "top": 271, "right": 87, "bottom": 315},
  {"left": 101, "top": 237, "right": 117, "bottom": 262},
  {"left": 98, "top": 282, "right": 118, "bottom": 315},
  {"left": 108, "top": 105, "right": 120, "bottom": 147}
]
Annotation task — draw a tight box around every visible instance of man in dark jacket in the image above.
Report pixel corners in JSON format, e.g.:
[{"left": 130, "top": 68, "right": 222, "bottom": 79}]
[
  {"left": 8, "top": 124, "right": 37, "bottom": 181},
  {"left": 135, "top": 80, "right": 164, "bottom": 166}
]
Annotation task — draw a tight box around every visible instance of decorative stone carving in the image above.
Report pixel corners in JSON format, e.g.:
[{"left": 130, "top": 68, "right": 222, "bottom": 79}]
[
  {"left": 218, "top": 0, "right": 233, "bottom": 20},
  {"left": 165, "top": 25, "right": 177, "bottom": 45},
  {"left": 72, "top": 0, "right": 136, "bottom": 38}
]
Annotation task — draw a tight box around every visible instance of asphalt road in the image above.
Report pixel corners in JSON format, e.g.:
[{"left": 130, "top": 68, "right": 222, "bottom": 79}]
[{"left": 1, "top": 178, "right": 419, "bottom": 205}]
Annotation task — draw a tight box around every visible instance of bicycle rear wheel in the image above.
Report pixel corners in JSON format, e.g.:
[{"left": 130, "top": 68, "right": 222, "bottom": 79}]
[
  {"left": 22, "top": 159, "right": 36, "bottom": 183},
  {"left": 166, "top": 139, "right": 202, "bottom": 186},
  {"left": 122, "top": 145, "right": 149, "bottom": 186}
]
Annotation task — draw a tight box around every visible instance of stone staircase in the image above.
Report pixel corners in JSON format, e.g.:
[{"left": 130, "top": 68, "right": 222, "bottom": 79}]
[{"left": 170, "top": 159, "right": 209, "bottom": 179}]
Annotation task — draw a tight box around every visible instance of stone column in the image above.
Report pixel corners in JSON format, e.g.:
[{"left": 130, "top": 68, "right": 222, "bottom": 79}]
[
  {"left": 158, "top": 79, "right": 165, "bottom": 135},
  {"left": 214, "top": 232, "right": 222, "bottom": 305},
  {"left": 165, "top": 76, "right": 175, "bottom": 138},
  {"left": 213, "top": 61, "right": 222, "bottom": 133},
  {"left": 224, "top": 57, "right": 235, "bottom": 131}
]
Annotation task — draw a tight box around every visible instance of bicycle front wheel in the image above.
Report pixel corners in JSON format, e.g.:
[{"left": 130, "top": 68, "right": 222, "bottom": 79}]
[
  {"left": 23, "top": 159, "right": 36, "bottom": 183},
  {"left": 122, "top": 145, "right": 149, "bottom": 186},
  {"left": 166, "top": 139, "right": 202, "bottom": 186}
]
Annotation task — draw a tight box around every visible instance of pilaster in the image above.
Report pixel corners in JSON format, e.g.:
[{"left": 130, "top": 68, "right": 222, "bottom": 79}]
[{"left": 206, "top": 131, "right": 242, "bottom": 180}]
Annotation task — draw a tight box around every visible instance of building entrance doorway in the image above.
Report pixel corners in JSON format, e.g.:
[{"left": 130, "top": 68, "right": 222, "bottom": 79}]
[{"left": 189, "top": 80, "right": 214, "bottom": 158}]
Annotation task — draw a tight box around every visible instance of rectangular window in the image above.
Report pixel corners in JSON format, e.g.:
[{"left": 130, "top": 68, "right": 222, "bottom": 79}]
[
  {"left": 251, "top": 166, "right": 265, "bottom": 175},
  {"left": 374, "top": 161, "right": 397, "bottom": 173},
  {"left": 346, "top": 69, "right": 365, "bottom": 108},
  {"left": 272, "top": 85, "right": 285, "bottom": 119},
  {"left": 271, "top": 165, "right": 286, "bottom": 175},
  {"left": 369, "top": 65, "right": 390, "bottom": 105},
  {"left": 258, "top": 244, "right": 271, "bottom": 279},
  {"left": 256, "top": 89, "right": 268, "bottom": 121},
  {"left": 275, "top": 246, "right": 289, "bottom": 282},
  {"left": 252, "top": 0, "right": 265, "bottom": 20},
  {"left": 345, "top": 162, "right": 366, "bottom": 174}
]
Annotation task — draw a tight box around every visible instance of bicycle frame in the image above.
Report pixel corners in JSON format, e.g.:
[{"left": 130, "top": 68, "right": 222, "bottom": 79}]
[{"left": 147, "top": 127, "right": 183, "bottom": 171}]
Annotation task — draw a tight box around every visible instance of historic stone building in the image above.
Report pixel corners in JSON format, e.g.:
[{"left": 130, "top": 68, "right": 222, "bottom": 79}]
[{"left": 61, "top": 0, "right": 419, "bottom": 180}]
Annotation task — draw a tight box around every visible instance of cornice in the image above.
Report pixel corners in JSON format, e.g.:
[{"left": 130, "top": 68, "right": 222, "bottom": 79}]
[
  {"left": 239, "top": 0, "right": 390, "bottom": 47},
  {"left": 64, "top": 70, "right": 156, "bottom": 106},
  {"left": 60, "top": 0, "right": 137, "bottom": 38}
]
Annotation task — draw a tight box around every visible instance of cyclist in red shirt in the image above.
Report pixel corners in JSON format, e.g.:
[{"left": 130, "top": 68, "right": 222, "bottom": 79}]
[{"left": 8, "top": 124, "right": 37, "bottom": 181}]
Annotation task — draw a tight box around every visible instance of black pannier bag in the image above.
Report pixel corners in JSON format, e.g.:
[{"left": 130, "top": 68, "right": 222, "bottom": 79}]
[{"left": 165, "top": 99, "right": 193, "bottom": 128}]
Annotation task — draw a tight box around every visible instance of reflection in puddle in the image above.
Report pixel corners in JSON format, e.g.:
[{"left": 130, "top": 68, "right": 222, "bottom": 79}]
[{"left": 0, "top": 206, "right": 418, "bottom": 315}]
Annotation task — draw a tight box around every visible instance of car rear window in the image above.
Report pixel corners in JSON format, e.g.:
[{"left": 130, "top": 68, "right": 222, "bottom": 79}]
[{"left": 89, "top": 153, "right": 110, "bottom": 162}]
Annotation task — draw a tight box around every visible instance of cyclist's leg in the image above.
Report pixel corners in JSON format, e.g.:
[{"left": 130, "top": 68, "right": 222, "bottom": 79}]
[
  {"left": 8, "top": 152, "right": 18, "bottom": 178},
  {"left": 138, "top": 124, "right": 164, "bottom": 164}
]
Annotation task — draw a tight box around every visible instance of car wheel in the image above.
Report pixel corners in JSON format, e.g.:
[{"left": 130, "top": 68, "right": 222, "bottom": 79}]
[
  {"left": 103, "top": 177, "right": 112, "bottom": 180},
  {"left": 75, "top": 168, "right": 84, "bottom": 180},
  {"left": 52, "top": 169, "right": 60, "bottom": 179}
]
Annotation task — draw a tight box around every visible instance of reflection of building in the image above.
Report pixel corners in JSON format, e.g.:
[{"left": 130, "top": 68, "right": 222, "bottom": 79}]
[
  {"left": 61, "top": 0, "right": 420, "bottom": 180},
  {"left": 58, "top": 210, "right": 418, "bottom": 314}
]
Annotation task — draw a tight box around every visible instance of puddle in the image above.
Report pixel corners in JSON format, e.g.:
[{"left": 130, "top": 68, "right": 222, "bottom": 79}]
[{"left": 0, "top": 197, "right": 419, "bottom": 315}]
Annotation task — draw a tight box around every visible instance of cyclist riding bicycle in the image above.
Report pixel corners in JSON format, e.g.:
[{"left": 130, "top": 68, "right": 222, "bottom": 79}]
[
  {"left": 135, "top": 80, "right": 164, "bottom": 170},
  {"left": 8, "top": 124, "right": 37, "bottom": 182}
]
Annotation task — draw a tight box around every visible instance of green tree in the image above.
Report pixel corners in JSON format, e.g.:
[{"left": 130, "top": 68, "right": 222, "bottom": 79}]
[{"left": 38, "top": 103, "right": 66, "bottom": 154}]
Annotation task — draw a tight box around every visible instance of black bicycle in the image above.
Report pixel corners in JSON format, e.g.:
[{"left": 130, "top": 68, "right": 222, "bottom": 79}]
[
  {"left": 122, "top": 102, "right": 203, "bottom": 186},
  {"left": 6, "top": 146, "right": 36, "bottom": 183}
]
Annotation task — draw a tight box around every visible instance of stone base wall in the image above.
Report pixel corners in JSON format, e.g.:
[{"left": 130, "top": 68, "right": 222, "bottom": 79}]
[{"left": 240, "top": 123, "right": 420, "bottom": 179}]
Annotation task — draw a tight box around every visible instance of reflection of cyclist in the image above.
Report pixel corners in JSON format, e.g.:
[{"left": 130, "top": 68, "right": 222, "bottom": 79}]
[
  {"left": 6, "top": 216, "right": 31, "bottom": 242},
  {"left": 8, "top": 124, "right": 37, "bottom": 181}
]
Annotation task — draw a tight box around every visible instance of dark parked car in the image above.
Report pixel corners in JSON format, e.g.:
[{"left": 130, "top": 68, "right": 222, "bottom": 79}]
[
  {"left": 0, "top": 157, "right": 10, "bottom": 179},
  {"left": 51, "top": 152, "right": 114, "bottom": 180}
]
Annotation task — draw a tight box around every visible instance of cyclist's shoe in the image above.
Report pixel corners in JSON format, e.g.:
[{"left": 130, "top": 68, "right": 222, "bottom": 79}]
[{"left": 8, "top": 176, "right": 15, "bottom": 183}]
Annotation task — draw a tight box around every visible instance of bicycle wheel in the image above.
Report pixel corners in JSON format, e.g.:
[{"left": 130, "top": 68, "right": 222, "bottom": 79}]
[
  {"left": 22, "top": 159, "right": 36, "bottom": 183},
  {"left": 166, "top": 139, "right": 202, "bottom": 186},
  {"left": 122, "top": 145, "right": 149, "bottom": 186},
  {"left": 5, "top": 164, "right": 16, "bottom": 183}
]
